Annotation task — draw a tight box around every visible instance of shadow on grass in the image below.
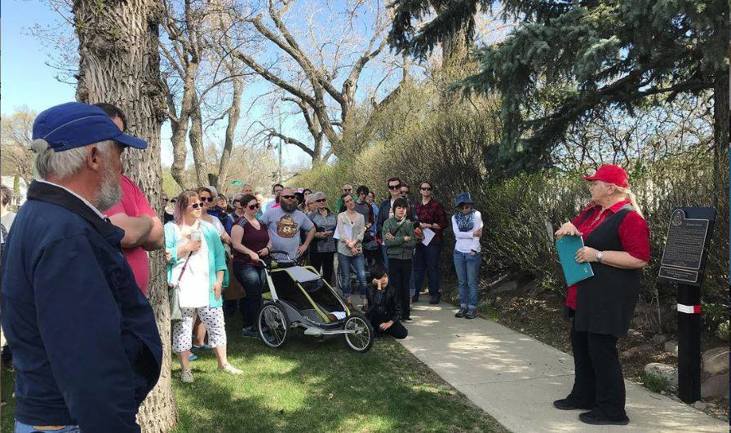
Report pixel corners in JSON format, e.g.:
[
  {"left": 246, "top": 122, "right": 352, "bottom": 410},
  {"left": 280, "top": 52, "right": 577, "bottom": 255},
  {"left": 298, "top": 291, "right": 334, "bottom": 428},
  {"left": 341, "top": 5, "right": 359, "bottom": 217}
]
[{"left": 172, "top": 316, "right": 509, "bottom": 433}]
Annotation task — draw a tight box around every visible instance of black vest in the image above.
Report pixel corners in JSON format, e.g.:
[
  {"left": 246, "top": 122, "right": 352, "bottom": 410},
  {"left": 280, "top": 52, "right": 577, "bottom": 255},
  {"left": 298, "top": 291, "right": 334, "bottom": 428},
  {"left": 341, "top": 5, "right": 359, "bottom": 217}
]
[{"left": 574, "top": 208, "right": 641, "bottom": 337}]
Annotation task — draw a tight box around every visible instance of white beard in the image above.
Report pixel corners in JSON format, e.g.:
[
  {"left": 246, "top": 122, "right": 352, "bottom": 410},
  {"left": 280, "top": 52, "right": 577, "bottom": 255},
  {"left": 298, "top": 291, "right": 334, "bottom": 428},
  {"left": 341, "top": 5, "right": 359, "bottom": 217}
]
[{"left": 96, "top": 165, "right": 122, "bottom": 211}]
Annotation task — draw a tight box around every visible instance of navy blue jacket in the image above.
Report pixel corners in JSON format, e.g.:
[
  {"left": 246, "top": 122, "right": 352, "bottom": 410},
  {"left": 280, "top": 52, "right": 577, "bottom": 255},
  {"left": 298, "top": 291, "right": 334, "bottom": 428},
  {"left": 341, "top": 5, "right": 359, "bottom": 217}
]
[{"left": 1, "top": 181, "right": 162, "bottom": 433}]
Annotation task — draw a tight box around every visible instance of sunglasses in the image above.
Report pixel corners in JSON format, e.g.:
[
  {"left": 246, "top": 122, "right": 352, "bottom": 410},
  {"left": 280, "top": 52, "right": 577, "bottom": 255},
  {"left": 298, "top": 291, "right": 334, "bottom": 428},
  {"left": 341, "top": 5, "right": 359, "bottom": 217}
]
[
  {"left": 388, "top": 184, "right": 400, "bottom": 190},
  {"left": 189, "top": 203, "right": 202, "bottom": 209},
  {"left": 281, "top": 195, "right": 295, "bottom": 199},
  {"left": 248, "top": 203, "right": 260, "bottom": 210},
  {"left": 343, "top": 188, "right": 352, "bottom": 192},
  {"left": 316, "top": 198, "right": 326, "bottom": 203},
  {"left": 420, "top": 187, "right": 432, "bottom": 191},
  {"left": 199, "top": 196, "right": 213, "bottom": 202}
]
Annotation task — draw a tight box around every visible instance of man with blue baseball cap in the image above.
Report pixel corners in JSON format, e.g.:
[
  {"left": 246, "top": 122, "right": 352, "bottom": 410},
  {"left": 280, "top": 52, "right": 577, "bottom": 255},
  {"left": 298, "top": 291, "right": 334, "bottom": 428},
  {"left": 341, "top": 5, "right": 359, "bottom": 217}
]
[{"left": 1, "top": 102, "right": 162, "bottom": 433}]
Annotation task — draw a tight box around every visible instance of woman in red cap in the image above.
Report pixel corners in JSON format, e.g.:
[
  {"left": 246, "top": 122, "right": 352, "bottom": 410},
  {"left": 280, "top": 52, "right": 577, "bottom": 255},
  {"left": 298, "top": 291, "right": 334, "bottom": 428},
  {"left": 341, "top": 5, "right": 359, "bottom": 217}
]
[{"left": 552, "top": 164, "right": 650, "bottom": 426}]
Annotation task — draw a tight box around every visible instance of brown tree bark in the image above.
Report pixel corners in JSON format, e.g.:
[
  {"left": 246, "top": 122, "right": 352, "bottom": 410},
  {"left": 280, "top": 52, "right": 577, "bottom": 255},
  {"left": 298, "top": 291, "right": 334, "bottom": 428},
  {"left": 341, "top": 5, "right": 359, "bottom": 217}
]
[
  {"left": 73, "top": 1, "right": 177, "bottom": 432},
  {"left": 216, "top": 75, "right": 244, "bottom": 188}
]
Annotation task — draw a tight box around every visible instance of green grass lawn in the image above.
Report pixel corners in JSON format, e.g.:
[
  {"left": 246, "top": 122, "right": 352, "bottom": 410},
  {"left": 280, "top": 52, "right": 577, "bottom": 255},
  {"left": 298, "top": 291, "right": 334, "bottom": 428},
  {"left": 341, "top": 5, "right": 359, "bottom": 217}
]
[{"left": 1, "top": 315, "right": 509, "bottom": 433}]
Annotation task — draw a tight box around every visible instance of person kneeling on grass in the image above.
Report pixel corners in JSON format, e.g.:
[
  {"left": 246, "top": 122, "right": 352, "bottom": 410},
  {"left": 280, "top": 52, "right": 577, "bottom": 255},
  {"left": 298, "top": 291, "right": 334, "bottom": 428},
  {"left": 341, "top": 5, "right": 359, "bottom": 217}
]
[{"left": 365, "top": 264, "right": 408, "bottom": 339}]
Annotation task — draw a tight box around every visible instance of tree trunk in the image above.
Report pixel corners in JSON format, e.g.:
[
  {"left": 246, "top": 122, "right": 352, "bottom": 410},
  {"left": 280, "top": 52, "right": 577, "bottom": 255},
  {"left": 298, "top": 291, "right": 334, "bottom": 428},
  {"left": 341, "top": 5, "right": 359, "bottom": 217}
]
[
  {"left": 189, "top": 98, "right": 208, "bottom": 187},
  {"left": 73, "top": 1, "right": 177, "bottom": 432},
  {"left": 216, "top": 76, "right": 244, "bottom": 191}
]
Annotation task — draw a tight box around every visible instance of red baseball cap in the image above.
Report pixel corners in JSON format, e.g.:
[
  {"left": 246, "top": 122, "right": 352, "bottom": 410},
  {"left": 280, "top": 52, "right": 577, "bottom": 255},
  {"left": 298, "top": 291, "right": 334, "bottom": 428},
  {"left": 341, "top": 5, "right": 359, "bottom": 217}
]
[{"left": 583, "top": 164, "right": 629, "bottom": 188}]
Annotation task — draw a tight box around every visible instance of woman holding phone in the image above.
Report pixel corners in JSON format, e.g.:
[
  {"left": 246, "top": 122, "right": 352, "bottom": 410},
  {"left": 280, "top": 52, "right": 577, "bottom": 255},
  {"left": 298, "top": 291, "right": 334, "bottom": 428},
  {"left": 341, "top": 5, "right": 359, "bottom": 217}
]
[{"left": 165, "top": 190, "right": 242, "bottom": 383}]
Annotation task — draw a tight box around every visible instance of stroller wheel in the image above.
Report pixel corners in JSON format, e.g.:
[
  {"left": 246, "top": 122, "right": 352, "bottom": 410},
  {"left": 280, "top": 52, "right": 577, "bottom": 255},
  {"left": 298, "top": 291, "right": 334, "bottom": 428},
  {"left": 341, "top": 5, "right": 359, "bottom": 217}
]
[
  {"left": 343, "top": 312, "right": 374, "bottom": 353},
  {"left": 258, "top": 301, "right": 289, "bottom": 348}
]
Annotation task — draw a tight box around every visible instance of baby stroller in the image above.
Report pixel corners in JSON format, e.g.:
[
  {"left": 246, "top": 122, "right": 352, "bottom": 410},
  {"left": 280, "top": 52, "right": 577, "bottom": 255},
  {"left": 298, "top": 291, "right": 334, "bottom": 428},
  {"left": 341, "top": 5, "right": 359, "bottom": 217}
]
[{"left": 257, "top": 251, "right": 374, "bottom": 353}]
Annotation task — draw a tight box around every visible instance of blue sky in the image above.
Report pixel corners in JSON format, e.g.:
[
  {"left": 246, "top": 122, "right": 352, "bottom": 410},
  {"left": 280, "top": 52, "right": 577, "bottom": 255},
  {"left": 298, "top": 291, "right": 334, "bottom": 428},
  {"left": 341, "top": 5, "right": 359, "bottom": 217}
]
[
  {"left": 1, "top": 0, "right": 393, "bottom": 168},
  {"left": 2, "top": 1, "right": 501, "bottom": 170},
  {"left": 1, "top": 0, "right": 76, "bottom": 113}
]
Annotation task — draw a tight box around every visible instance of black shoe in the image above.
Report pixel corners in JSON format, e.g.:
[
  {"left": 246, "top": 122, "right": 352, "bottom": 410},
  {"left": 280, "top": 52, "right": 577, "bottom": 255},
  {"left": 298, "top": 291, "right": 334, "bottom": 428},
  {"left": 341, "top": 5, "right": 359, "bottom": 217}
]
[
  {"left": 402, "top": 316, "right": 412, "bottom": 321},
  {"left": 553, "top": 398, "right": 593, "bottom": 411},
  {"left": 411, "top": 295, "right": 419, "bottom": 303},
  {"left": 429, "top": 295, "right": 440, "bottom": 305},
  {"left": 464, "top": 310, "right": 477, "bottom": 319},
  {"left": 579, "top": 410, "right": 629, "bottom": 426},
  {"left": 455, "top": 308, "right": 467, "bottom": 318}
]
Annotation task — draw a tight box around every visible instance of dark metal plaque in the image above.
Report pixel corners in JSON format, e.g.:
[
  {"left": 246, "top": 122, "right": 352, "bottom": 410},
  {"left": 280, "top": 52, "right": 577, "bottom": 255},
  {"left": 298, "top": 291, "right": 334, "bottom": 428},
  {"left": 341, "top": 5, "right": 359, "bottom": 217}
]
[{"left": 658, "top": 208, "right": 714, "bottom": 286}]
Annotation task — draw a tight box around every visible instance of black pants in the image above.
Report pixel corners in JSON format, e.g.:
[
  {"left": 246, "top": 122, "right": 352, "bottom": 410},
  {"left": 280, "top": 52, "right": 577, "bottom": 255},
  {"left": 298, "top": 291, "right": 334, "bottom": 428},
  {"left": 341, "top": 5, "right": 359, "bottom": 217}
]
[
  {"left": 223, "top": 299, "right": 246, "bottom": 321},
  {"left": 310, "top": 251, "right": 335, "bottom": 285},
  {"left": 364, "top": 247, "right": 383, "bottom": 268},
  {"left": 388, "top": 258, "right": 412, "bottom": 319},
  {"left": 373, "top": 319, "right": 408, "bottom": 339},
  {"left": 568, "top": 318, "right": 627, "bottom": 419}
]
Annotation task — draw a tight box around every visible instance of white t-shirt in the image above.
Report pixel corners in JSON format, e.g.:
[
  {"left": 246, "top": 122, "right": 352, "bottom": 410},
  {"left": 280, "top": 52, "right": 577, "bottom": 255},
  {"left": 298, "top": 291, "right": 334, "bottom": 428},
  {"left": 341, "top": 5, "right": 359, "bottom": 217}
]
[
  {"left": 171, "top": 224, "right": 211, "bottom": 308},
  {"left": 452, "top": 211, "right": 483, "bottom": 253}
]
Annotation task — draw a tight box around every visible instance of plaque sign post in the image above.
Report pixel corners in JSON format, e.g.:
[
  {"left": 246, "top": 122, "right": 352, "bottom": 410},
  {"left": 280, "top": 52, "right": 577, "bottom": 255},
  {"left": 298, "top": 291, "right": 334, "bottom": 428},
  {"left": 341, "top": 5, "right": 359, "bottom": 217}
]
[{"left": 658, "top": 207, "right": 716, "bottom": 403}]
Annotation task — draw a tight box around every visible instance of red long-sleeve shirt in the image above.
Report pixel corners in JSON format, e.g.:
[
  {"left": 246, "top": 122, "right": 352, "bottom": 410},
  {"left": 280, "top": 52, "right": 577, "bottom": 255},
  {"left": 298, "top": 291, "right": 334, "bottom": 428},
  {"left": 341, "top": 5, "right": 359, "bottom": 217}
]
[
  {"left": 565, "top": 199, "right": 651, "bottom": 310},
  {"left": 415, "top": 198, "right": 448, "bottom": 241}
]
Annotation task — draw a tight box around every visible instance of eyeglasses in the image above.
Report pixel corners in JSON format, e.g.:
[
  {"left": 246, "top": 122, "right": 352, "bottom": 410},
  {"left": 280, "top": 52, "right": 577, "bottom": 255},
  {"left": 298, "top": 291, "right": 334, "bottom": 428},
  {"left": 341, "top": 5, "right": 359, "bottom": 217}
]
[
  {"left": 388, "top": 184, "right": 400, "bottom": 190},
  {"left": 420, "top": 187, "right": 432, "bottom": 191},
  {"left": 189, "top": 203, "right": 202, "bottom": 209},
  {"left": 248, "top": 203, "right": 260, "bottom": 210},
  {"left": 200, "top": 196, "right": 213, "bottom": 202},
  {"left": 316, "top": 198, "right": 326, "bottom": 203},
  {"left": 281, "top": 195, "right": 295, "bottom": 199}
]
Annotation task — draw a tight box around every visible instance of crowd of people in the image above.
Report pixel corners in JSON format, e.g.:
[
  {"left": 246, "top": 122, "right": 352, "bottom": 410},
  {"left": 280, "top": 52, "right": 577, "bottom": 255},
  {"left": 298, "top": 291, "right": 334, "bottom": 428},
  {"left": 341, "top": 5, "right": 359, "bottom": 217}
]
[
  {"left": 163, "top": 175, "right": 486, "bottom": 349},
  {"left": 0, "top": 100, "right": 651, "bottom": 431}
]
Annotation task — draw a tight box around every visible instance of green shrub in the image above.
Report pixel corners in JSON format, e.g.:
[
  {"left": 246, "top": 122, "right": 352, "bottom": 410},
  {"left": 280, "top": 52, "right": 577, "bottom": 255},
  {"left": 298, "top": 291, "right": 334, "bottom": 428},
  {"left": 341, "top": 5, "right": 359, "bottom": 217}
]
[{"left": 294, "top": 78, "right": 729, "bottom": 333}]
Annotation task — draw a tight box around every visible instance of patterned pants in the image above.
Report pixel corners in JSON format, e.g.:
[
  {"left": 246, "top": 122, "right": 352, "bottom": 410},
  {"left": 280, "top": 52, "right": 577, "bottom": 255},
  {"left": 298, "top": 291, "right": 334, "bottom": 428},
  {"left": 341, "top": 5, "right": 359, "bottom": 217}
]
[{"left": 172, "top": 306, "right": 227, "bottom": 353}]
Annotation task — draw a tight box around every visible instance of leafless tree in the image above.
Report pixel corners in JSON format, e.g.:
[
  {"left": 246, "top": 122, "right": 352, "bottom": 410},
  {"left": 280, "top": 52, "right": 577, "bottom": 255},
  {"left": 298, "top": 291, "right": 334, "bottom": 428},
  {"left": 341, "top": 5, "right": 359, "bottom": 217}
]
[
  {"left": 0, "top": 109, "right": 36, "bottom": 183},
  {"left": 227, "top": 0, "right": 393, "bottom": 164}
]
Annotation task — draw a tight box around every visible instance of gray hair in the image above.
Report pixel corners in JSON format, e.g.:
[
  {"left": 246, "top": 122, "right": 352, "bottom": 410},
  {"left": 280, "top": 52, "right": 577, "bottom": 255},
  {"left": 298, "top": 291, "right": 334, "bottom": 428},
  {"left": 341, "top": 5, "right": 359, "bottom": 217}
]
[{"left": 32, "top": 139, "right": 116, "bottom": 180}]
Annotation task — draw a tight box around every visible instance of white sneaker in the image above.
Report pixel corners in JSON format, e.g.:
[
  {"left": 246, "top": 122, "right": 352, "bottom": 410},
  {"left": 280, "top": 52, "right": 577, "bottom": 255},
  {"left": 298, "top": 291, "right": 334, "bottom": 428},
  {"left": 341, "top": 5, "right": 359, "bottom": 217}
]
[
  {"left": 220, "top": 363, "right": 243, "bottom": 375},
  {"left": 180, "top": 368, "right": 194, "bottom": 383}
]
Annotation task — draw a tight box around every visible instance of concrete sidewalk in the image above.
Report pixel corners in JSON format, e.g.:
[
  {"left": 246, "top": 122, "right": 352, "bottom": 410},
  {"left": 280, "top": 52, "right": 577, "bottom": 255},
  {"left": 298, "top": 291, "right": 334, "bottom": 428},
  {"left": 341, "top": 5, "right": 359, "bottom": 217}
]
[{"left": 399, "top": 303, "right": 727, "bottom": 433}]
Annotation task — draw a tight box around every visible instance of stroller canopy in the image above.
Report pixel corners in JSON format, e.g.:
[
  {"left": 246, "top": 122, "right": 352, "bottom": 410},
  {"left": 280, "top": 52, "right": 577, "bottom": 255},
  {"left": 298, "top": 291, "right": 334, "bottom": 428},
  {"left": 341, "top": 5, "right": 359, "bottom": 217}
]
[{"left": 284, "top": 266, "right": 321, "bottom": 283}]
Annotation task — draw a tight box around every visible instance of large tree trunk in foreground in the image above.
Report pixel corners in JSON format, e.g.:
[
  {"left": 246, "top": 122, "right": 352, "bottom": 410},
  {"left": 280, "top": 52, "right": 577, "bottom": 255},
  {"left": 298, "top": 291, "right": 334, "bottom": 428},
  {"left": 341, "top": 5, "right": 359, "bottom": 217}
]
[{"left": 74, "top": 1, "right": 176, "bottom": 432}]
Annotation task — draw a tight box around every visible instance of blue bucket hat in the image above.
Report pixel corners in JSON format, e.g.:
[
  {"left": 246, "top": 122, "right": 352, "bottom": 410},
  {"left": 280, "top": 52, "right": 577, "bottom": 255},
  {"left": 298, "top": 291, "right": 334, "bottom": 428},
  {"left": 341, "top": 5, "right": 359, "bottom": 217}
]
[
  {"left": 32, "top": 102, "right": 148, "bottom": 152},
  {"left": 454, "top": 192, "right": 474, "bottom": 208}
]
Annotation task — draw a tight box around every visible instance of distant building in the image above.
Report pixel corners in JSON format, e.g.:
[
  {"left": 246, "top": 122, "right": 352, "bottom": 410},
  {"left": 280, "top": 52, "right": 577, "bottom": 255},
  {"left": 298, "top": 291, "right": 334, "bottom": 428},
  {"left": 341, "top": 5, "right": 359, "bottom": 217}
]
[{"left": 1, "top": 176, "right": 29, "bottom": 209}]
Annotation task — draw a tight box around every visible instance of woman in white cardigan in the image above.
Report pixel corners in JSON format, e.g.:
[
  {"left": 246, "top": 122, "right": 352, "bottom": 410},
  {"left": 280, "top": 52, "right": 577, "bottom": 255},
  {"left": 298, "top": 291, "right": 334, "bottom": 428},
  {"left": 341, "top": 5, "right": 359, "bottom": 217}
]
[
  {"left": 336, "top": 193, "right": 367, "bottom": 306},
  {"left": 451, "top": 192, "right": 483, "bottom": 319}
]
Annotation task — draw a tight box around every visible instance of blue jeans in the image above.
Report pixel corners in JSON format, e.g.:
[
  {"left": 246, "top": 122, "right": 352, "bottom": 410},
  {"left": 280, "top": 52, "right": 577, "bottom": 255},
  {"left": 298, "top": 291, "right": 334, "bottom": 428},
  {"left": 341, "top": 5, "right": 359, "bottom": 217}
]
[
  {"left": 234, "top": 263, "right": 266, "bottom": 328},
  {"left": 15, "top": 421, "right": 80, "bottom": 433},
  {"left": 338, "top": 253, "right": 367, "bottom": 296},
  {"left": 413, "top": 240, "right": 442, "bottom": 297},
  {"left": 453, "top": 250, "right": 480, "bottom": 310},
  {"left": 380, "top": 244, "right": 389, "bottom": 272}
]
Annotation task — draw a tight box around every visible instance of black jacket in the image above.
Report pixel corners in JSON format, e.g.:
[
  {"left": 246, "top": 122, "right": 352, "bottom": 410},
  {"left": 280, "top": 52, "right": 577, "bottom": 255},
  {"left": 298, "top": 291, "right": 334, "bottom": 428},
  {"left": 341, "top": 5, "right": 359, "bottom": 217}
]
[{"left": 365, "top": 283, "right": 401, "bottom": 323}]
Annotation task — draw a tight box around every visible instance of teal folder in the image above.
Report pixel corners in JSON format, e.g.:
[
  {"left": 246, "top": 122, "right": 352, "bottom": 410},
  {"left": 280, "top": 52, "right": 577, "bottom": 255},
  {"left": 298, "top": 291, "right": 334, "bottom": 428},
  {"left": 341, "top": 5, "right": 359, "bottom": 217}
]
[{"left": 556, "top": 235, "right": 594, "bottom": 286}]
